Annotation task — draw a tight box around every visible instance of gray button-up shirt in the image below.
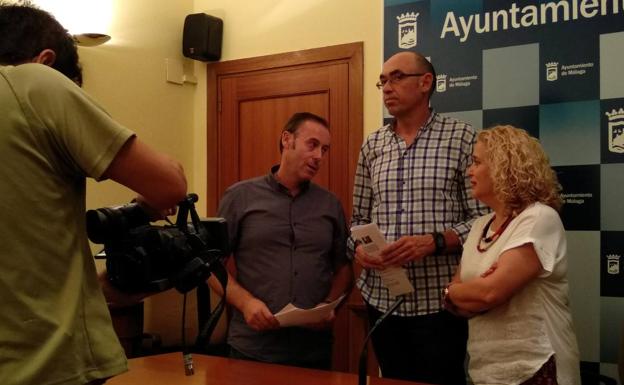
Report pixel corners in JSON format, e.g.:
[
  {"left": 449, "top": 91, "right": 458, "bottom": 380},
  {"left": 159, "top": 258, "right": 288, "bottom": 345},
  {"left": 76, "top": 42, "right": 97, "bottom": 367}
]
[{"left": 217, "top": 166, "right": 348, "bottom": 363}]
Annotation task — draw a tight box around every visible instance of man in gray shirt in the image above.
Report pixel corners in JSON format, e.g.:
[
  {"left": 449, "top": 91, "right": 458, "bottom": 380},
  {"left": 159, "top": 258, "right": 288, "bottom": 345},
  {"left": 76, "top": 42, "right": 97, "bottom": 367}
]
[{"left": 211, "top": 112, "right": 352, "bottom": 369}]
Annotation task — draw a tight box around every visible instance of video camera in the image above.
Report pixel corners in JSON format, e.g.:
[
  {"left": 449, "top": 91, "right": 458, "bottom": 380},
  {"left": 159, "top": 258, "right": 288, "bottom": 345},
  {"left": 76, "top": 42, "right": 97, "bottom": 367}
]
[{"left": 86, "top": 193, "right": 229, "bottom": 294}]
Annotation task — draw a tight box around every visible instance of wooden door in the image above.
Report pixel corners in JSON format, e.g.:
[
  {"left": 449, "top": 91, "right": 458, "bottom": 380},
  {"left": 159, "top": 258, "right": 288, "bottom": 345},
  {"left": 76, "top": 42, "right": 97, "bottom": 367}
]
[
  {"left": 208, "top": 44, "right": 362, "bottom": 215},
  {"left": 220, "top": 66, "right": 338, "bottom": 189},
  {"left": 206, "top": 43, "right": 364, "bottom": 372}
]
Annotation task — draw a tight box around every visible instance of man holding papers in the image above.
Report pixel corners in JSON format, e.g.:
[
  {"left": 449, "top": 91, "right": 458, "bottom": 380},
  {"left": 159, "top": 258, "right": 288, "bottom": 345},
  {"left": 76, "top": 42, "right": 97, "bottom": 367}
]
[
  {"left": 210, "top": 112, "right": 352, "bottom": 370},
  {"left": 350, "top": 51, "right": 488, "bottom": 385}
]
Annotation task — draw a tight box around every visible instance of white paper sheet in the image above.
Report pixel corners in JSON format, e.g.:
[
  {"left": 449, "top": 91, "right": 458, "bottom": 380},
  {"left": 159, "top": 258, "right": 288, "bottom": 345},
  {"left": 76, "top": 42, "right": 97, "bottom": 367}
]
[
  {"left": 351, "top": 223, "right": 414, "bottom": 297},
  {"left": 274, "top": 294, "right": 346, "bottom": 327}
]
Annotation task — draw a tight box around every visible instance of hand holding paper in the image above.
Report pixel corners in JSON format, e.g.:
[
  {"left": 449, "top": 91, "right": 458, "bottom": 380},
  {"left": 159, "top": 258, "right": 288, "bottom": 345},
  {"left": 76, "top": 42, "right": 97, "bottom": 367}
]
[
  {"left": 242, "top": 297, "right": 280, "bottom": 331},
  {"left": 352, "top": 226, "right": 386, "bottom": 270},
  {"left": 274, "top": 295, "right": 346, "bottom": 327},
  {"left": 378, "top": 234, "right": 436, "bottom": 266},
  {"left": 351, "top": 223, "right": 414, "bottom": 297}
]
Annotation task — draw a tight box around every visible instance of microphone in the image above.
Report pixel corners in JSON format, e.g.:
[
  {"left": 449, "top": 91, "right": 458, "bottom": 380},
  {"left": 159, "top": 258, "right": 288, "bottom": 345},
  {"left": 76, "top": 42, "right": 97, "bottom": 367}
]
[{"left": 358, "top": 296, "right": 405, "bottom": 385}]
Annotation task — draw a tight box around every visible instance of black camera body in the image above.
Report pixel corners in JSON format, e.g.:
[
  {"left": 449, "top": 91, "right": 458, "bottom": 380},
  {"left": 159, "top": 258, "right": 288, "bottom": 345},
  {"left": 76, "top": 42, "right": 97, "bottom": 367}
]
[{"left": 87, "top": 194, "right": 229, "bottom": 294}]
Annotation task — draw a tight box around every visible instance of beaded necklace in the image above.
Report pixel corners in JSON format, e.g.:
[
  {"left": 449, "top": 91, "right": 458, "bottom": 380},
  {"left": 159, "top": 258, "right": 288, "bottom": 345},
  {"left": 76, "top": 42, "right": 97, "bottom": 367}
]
[{"left": 476, "top": 215, "right": 513, "bottom": 252}]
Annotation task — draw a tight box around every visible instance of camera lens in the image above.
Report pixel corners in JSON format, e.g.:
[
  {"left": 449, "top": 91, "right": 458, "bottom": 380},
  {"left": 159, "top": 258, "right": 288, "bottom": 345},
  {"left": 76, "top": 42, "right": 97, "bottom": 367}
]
[{"left": 86, "top": 203, "right": 150, "bottom": 244}]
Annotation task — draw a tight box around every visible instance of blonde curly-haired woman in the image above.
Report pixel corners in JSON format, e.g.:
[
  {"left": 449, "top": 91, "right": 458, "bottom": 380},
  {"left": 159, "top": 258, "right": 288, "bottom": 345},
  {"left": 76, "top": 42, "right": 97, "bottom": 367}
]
[{"left": 444, "top": 125, "right": 580, "bottom": 385}]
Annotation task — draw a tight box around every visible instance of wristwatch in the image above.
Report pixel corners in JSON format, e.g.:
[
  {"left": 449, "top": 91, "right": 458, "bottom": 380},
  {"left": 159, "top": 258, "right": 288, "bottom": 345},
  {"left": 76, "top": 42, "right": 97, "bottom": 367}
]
[{"left": 432, "top": 232, "right": 446, "bottom": 254}]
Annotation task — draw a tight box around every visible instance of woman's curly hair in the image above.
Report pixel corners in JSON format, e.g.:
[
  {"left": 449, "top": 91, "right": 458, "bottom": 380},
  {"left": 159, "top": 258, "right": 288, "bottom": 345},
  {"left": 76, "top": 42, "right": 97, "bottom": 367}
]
[{"left": 477, "top": 125, "right": 563, "bottom": 215}]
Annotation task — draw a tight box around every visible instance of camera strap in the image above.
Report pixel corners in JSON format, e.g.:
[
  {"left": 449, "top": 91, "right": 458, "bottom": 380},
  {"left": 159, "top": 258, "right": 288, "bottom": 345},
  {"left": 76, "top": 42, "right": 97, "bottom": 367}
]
[{"left": 194, "top": 261, "right": 228, "bottom": 349}]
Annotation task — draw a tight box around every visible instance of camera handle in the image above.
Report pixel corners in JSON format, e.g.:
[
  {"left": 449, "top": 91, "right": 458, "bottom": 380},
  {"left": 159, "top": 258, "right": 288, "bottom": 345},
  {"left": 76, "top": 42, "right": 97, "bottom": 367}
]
[{"left": 175, "top": 193, "right": 202, "bottom": 234}]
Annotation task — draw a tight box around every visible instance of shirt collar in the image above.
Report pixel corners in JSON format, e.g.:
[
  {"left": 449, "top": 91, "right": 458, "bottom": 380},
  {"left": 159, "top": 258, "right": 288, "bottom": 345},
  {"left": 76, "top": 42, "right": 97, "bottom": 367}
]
[
  {"left": 387, "top": 109, "right": 438, "bottom": 137},
  {"left": 266, "top": 164, "right": 311, "bottom": 194}
]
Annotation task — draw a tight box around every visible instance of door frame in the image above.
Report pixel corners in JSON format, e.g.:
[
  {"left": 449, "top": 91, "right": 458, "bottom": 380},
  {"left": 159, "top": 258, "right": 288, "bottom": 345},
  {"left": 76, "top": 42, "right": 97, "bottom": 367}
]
[{"left": 205, "top": 42, "right": 363, "bottom": 215}]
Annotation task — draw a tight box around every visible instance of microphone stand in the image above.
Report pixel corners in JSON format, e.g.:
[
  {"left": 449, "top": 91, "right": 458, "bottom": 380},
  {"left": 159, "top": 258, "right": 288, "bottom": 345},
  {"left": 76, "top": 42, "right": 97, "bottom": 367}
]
[{"left": 358, "top": 296, "right": 405, "bottom": 385}]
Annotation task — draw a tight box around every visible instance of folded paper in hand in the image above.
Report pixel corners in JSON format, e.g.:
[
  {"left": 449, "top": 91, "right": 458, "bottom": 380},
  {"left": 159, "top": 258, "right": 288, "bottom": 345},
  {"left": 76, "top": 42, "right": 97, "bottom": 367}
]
[
  {"left": 274, "top": 294, "right": 346, "bottom": 327},
  {"left": 351, "top": 223, "right": 414, "bottom": 297}
]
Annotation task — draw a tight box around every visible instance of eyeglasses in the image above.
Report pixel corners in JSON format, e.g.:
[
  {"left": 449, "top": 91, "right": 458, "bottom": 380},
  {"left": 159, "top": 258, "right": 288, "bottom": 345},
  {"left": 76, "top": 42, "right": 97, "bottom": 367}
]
[{"left": 376, "top": 72, "right": 426, "bottom": 89}]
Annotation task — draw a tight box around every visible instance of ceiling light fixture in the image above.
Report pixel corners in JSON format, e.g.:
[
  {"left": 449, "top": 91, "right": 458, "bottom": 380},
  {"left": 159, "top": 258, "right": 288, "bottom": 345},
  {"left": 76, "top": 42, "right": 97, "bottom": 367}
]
[{"left": 72, "top": 33, "right": 111, "bottom": 47}]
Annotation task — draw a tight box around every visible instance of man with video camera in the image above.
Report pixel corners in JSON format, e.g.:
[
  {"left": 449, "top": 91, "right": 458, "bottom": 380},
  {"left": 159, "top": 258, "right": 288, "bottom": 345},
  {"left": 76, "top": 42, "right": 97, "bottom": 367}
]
[{"left": 0, "top": 3, "right": 187, "bottom": 385}]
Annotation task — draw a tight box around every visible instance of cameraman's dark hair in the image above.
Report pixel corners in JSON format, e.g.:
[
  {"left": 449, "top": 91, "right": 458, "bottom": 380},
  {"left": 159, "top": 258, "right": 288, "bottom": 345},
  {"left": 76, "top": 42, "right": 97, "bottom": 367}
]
[
  {"left": 279, "top": 112, "right": 329, "bottom": 153},
  {"left": 0, "top": 1, "right": 83, "bottom": 86}
]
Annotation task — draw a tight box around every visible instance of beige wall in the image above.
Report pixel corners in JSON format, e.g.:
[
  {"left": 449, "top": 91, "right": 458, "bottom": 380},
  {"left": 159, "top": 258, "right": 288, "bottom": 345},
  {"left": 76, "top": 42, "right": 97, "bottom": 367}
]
[
  {"left": 54, "top": 0, "right": 382, "bottom": 346},
  {"left": 81, "top": 0, "right": 195, "bottom": 208}
]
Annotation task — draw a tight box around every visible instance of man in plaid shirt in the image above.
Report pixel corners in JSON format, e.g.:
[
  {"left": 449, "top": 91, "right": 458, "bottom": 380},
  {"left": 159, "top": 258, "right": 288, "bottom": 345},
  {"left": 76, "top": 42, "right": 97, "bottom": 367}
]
[{"left": 351, "top": 51, "right": 488, "bottom": 385}]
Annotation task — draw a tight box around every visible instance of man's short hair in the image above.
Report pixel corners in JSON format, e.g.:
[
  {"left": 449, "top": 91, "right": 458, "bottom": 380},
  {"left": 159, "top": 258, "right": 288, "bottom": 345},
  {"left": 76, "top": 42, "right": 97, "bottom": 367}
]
[
  {"left": 410, "top": 51, "right": 437, "bottom": 99},
  {"left": 279, "top": 112, "right": 329, "bottom": 153},
  {"left": 0, "top": 1, "right": 83, "bottom": 86}
]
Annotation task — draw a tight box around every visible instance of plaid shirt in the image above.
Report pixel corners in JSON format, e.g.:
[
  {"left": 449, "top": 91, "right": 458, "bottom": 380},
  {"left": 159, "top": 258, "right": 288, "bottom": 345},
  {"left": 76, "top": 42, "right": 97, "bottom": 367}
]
[{"left": 350, "top": 111, "right": 489, "bottom": 316}]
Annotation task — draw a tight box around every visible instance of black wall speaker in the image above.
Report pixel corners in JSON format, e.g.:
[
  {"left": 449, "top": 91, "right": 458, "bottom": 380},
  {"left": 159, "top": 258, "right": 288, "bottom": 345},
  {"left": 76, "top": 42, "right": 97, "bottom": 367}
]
[{"left": 182, "top": 13, "right": 223, "bottom": 62}]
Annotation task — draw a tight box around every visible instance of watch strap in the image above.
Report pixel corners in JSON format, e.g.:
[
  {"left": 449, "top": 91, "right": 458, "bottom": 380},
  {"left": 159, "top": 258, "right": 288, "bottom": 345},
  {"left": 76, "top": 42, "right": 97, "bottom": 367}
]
[{"left": 432, "top": 232, "right": 446, "bottom": 254}]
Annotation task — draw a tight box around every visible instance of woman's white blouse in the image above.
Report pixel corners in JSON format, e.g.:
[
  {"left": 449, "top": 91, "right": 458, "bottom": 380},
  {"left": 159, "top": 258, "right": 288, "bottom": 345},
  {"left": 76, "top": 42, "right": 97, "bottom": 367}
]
[{"left": 460, "top": 202, "right": 581, "bottom": 385}]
